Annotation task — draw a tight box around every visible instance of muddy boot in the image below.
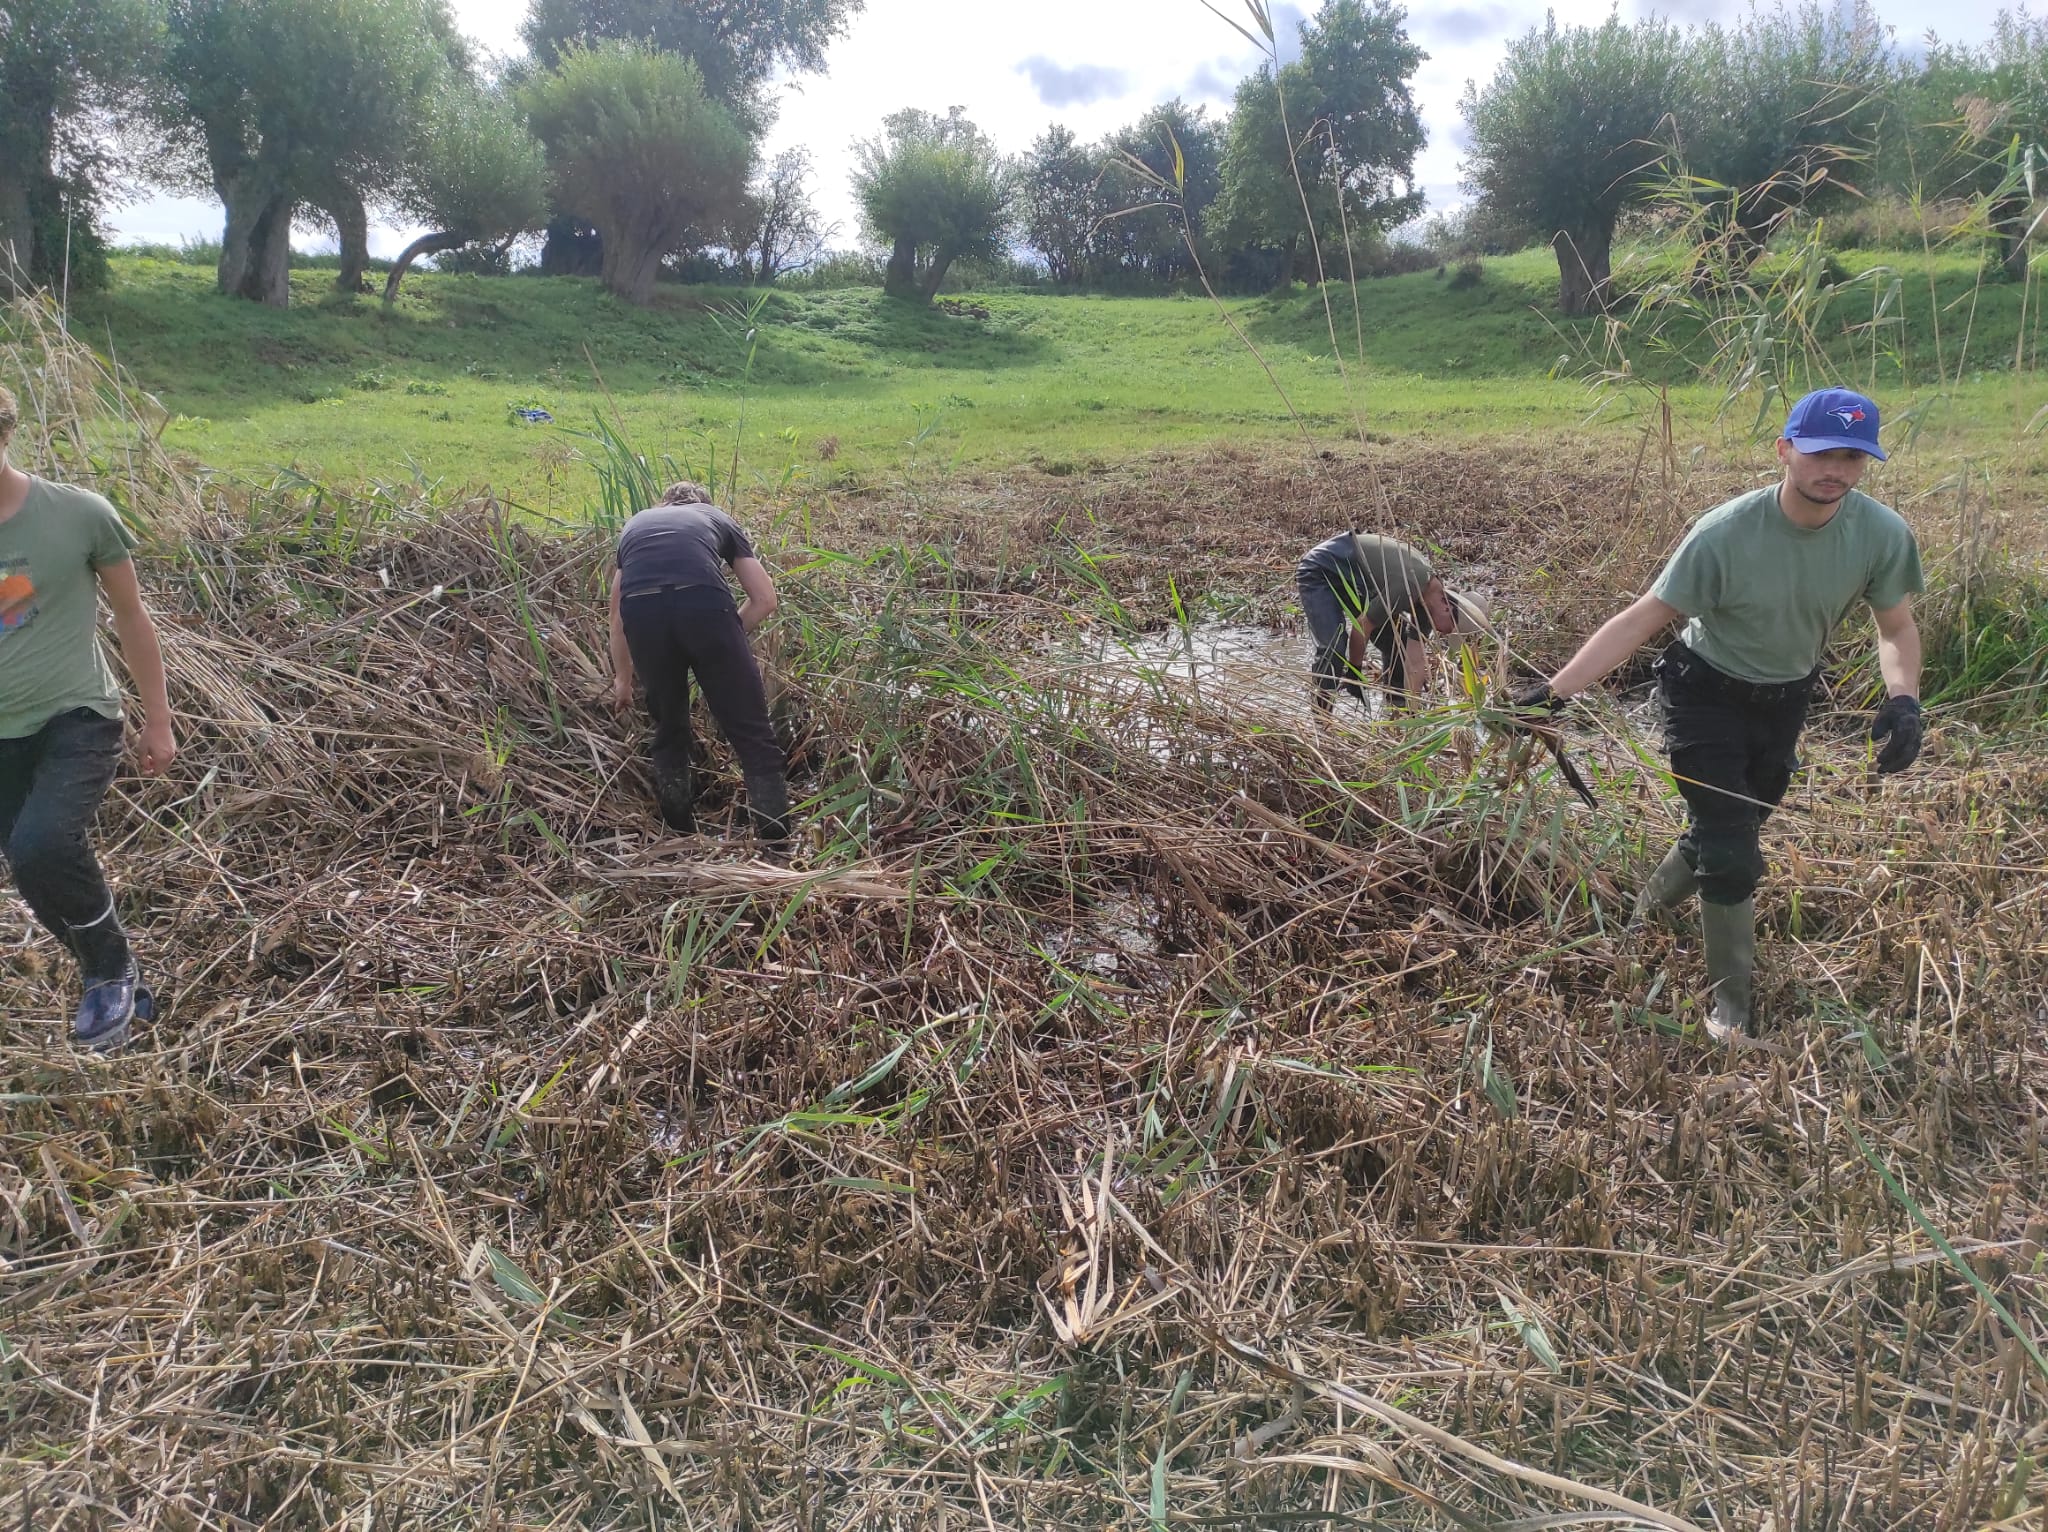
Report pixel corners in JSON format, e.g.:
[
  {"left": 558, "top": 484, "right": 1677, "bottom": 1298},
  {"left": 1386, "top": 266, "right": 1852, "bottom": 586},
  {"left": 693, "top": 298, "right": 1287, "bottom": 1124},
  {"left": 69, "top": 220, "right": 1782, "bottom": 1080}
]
[
  {"left": 1700, "top": 897, "right": 1757, "bottom": 1044},
  {"left": 651, "top": 761, "right": 696, "bottom": 835},
  {"left": 1628, "top": 842, "right": 1699, "bottom": 929},
  {"left": 744, "top": 769, "right": 791, "bottom": 857}
]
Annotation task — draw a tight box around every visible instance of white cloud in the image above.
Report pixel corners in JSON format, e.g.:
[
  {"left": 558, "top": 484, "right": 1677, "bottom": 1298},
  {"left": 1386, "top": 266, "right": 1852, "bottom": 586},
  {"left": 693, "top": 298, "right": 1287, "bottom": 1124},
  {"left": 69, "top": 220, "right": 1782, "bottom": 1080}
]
[{"left": 1016, "top": 57, "right": 1132, "bottom": 108}]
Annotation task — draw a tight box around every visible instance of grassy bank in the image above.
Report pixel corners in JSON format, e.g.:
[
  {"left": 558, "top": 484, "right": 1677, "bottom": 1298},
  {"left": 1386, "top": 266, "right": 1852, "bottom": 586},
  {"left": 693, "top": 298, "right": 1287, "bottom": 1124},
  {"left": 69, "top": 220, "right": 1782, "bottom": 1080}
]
[
  {"left": 3, "top": 309, "right": 2045, "bottom": 1529},
  {"left": 62, "top": 249, "right": 2048, "bottom": 504}
]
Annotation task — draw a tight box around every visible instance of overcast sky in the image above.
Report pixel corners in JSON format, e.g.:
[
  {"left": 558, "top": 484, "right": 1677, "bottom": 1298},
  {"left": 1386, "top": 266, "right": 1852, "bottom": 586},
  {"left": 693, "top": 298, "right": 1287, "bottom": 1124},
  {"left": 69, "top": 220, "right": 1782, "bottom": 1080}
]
[{"left": 110, "top": 0, "right": 2021, "bottom": 259}]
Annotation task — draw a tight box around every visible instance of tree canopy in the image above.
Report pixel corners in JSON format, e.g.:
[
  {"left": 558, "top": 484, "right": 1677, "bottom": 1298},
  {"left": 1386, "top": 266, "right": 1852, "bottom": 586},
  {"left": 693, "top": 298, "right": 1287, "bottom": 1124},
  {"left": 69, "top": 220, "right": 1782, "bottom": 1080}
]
[
  {"left": 852, "top": 107, "right": 1016, "bottom": 302},
  {"left": 523, "top": 41, "right": 753, "bottom": 305},
  {"left": 0, "top": 0, "right": 162, "bottom": 293},
  {"left": 1677, "top": 1, "right": 1893, "bottom": 259},
  {"left": 520, "top": 0, "right": 862, "bottom": 119},
  {"left": 1209, "top": 0, "right": 1426, "bottom": 283}
]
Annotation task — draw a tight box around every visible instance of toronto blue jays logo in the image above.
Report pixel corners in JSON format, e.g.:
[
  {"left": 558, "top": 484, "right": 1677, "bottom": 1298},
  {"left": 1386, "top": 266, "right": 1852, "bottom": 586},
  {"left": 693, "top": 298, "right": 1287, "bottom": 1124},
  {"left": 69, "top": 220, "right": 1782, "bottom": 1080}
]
[{"left": 1828, "top": 405, "right": 1867, "bottom": 429}]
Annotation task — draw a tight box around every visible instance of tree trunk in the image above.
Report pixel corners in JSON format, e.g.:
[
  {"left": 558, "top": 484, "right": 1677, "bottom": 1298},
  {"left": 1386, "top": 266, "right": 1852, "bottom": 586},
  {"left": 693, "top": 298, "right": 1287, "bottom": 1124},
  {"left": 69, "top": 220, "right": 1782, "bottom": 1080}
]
[
  {"left": 883, "top": 236, "right": 920, "bottom": 299},
  {"left": 1992, "top": 197, "right": 2034, "bottom": 279},
  {"left": 919, "top": 247, "right": 956, "bottom": 303},
  {"left": 383, "top": 230, "right": 468, "bottom": 304},
  {"left": 0, "top": 169, "right": 33, "bottom": 295},
  {"left": 1553, "top": 222, "right": 1614, "bottom": 317},
  {"left": 600, "top": 233, "right": 665, "bottom": 306},
  {"left": 218, "top": 175, "right": 296, "bottom": 307},
  {"left": 540, "top": 215, "right": 604, "bottom": 276},
  {"left": 332, "top": 189, "right": 371, "bottom": 294},
  {"left": 1273, "top": 233, "right": 1298, "bottom": 293}
]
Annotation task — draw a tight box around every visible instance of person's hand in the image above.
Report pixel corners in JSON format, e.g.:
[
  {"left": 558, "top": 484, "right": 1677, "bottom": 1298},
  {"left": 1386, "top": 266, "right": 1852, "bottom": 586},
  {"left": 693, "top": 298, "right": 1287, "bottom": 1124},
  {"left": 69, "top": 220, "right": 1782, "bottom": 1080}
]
[
  {"left": 1869, "top": 694, "right": 1923, "bottom": 774},
  {"left": 136, "top": 716, "right": 177, "bottom": 775},
  {"left": 1502, "top": 680, "right": 1565, "bottom": 735},
  {"left": 610, "top": 674, "right": 635, "bottom": 712}
]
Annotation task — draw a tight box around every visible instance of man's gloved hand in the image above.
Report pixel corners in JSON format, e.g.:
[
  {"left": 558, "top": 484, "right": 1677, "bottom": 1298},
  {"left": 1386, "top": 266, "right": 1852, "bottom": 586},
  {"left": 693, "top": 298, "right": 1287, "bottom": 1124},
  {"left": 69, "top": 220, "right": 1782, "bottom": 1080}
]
[
  {"left": 1503, "top": 680, "right": 1566, "bottom": 734},
  {"left": 1870, "top": 694, "right": 1923, "bottom": 774}
]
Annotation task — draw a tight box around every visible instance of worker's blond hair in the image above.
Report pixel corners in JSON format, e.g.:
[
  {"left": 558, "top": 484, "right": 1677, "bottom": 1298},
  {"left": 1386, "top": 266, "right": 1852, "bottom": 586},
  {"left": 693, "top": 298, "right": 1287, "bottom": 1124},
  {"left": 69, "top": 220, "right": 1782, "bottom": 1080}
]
[
  {"left": 0, "top": 383, "right": 16, "bottom": 454},
  {"left": 660, "top": 481, "right": 712, "bottom": 507}
]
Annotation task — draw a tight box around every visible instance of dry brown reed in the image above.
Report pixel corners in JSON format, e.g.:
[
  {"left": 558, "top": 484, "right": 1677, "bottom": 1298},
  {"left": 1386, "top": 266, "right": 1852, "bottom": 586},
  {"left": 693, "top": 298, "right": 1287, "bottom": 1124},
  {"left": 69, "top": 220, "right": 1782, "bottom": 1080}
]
[{"left": 2, "top": 305, "right": 2045, "bottom": 1530}]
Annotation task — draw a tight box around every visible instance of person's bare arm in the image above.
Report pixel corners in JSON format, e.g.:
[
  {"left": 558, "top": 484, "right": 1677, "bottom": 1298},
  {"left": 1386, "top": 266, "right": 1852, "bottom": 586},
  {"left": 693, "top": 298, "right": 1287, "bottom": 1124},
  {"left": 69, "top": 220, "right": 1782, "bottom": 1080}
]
[
  {"left": 1547, "top": 593, "right": 1684, "bottom": 699},
  {"left": 1873, "top": 596, "right": 1921, "bottom": 699},
  {"left": 97, "top": 558, "right": 176, "bottom": 774},
  {"left": 733, "top": 556, "right": 778, "bottom": 634},
  {"left": 608, "top": 576, "right": 634, "bottom": 708},
  {"left": 1397, "top": 634, "right": 1433, "bottom": 707}
]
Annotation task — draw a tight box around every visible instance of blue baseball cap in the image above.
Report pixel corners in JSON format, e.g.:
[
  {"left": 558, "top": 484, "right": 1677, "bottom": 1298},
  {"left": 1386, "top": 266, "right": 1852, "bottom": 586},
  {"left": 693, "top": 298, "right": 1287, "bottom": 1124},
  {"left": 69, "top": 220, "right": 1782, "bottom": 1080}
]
[{"left": 1782, "top": 387, "right": 1886, "bottom": 460}]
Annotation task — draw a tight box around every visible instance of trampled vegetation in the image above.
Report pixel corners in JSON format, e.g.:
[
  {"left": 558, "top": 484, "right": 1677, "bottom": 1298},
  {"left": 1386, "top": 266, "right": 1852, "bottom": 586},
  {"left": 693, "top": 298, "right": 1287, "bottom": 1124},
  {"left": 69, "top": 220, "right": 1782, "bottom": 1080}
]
[{"left": 5, "top": 270, "right": 2048, "bottom": 1528}]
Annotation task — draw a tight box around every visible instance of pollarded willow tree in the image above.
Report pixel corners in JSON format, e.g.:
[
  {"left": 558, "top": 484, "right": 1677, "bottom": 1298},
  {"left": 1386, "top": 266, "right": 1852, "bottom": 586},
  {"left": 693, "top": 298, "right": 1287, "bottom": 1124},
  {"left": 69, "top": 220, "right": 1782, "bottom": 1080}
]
[
  {"left": 1678, "top": 0, "right": 1894, "bottom": 267},
  {"left": 852, "top": 108, "right": 1016, "bottom": 303},
  {"left": 1460, "top": 14, "right": 1689, "bottom": 315},
  {"left": 162, "top": 0, "right": 453, "bottom": 306},
  {"left": 0, "top": 0, "right": 162, "bottom": 293},
  {"left": 382, "top": 84, "right": 551, "bottom": 303},
  {"left": 522, "top": 42, "right": 753, "bottom": 305}
]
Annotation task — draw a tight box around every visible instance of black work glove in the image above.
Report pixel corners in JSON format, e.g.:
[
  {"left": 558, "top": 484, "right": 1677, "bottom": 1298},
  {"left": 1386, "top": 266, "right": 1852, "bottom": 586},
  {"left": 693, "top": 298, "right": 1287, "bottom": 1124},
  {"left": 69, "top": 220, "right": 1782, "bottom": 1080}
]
[
  {"left": 1869, "top": 694, "right": 1923, "bottom": 774},
  {"left": 1503, "top": 680, "right": 1566, "bottom": 735}
]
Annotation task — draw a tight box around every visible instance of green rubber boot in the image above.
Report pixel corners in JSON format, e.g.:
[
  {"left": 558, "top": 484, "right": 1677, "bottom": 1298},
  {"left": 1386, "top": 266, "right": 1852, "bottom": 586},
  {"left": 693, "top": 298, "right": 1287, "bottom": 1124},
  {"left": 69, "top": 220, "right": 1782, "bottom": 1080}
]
[
  {"left": 744, "top": 769, "right": 792, "bottom": 858},
  {"left": 1700, "top": 897, "right": 1757, "bottom": 1043},
  {"left": 1628, "top": 843, "right": 1699, "bottom": 929}
]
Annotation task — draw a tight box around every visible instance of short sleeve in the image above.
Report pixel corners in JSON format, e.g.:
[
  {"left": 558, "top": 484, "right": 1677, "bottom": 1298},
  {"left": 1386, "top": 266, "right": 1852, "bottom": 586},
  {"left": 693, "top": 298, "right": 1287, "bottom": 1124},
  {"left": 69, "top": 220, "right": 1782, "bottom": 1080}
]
[
  {"left": 1864, "top": 517, "right": 1925, "bottom": 611},
  {"left": 1649, "top": 524, "right": 1720, "bottom": 617},
  {"left": 717, "top": 512, "right": 756, "bottom": 564},
  {"left": 84, "top": 493, "right": 137, "bottom": 570}
]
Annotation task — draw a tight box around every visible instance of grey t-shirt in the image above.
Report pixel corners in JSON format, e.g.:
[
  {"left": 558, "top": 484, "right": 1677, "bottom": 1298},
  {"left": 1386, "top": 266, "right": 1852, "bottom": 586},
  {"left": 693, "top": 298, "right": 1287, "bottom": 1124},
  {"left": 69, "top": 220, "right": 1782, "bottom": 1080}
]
[
  {"left": 615, "top": 505, "right": 755, "bottom": 599},
  {"left": 1298, "top": 532, "right": 1436, "bottom": 630},
  {"left": 1651, "top": 486, "right": 1924, "bottom": 683}
]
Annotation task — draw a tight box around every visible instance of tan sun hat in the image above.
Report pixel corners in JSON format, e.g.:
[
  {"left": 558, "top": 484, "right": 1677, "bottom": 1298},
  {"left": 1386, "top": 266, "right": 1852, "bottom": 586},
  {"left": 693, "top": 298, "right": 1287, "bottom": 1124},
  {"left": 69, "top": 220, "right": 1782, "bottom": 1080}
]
[{"left": 1447, "top": 589, "right": 1495, "bottom": 636}]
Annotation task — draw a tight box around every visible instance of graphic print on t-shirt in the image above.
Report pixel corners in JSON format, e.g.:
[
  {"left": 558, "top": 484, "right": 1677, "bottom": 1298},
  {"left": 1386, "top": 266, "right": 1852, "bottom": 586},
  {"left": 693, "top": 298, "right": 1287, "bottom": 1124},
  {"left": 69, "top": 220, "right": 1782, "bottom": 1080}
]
[{"left": 0, "top": 557, "right": 38, "bottom": 638}]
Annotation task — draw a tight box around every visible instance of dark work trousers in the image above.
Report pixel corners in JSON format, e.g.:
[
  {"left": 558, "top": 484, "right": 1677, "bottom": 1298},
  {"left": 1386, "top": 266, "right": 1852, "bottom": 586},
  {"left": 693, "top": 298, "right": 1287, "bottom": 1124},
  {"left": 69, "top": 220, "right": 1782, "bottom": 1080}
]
[
  {"left": 0, "top": 708, "right": 133, "bottom": 981},
  {"left": 1656, "top": 642, "right": 1816, "bottom": 907},
  {"left": 620, "top": 586, "right": 785, "bottom": 831},
  {"left": 1300, "top": 575, "right": 1414, "bottom": 704}
]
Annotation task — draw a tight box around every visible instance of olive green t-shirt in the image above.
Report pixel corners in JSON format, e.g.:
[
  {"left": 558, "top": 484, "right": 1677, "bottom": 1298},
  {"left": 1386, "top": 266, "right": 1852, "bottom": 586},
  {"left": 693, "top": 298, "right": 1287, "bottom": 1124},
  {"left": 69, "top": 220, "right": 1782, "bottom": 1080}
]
[
  {"left": 1650, "top": 485, "right": 1924, "bottom": 684},
  {"left": 0, "top": 476, "right": 137, "bottom": 739},
  {"left": 1299, "top": 532, "right": 1436, "bottom": 630}
]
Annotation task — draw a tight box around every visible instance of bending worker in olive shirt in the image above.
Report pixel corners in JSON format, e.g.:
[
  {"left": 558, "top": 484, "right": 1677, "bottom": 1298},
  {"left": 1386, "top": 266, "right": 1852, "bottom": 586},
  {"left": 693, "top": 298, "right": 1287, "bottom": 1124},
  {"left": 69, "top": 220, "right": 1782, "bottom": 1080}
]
[
  {"left": 1514, "top": 388, "right": 1924, "bottom": 1043},
  {"left": 1297, "top": 531, "right": 1487, "bottom": 712},
  {"left": 608, "top": 482, "right": 790, "bottom": 851},
  {"left": 0, "top": 383, "right": 177, "bottom": 1051}
]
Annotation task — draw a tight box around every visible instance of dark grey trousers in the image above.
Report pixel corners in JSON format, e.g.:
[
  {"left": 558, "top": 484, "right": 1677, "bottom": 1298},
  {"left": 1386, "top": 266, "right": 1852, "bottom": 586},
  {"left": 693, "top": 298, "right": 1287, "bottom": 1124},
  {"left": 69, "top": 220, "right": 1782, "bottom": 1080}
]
[
  {"left": 620, "top": 587, "right": 786, "bottom": 833},
  {"left": 0, "top": 708, "right": 132, "bottom": 981}
]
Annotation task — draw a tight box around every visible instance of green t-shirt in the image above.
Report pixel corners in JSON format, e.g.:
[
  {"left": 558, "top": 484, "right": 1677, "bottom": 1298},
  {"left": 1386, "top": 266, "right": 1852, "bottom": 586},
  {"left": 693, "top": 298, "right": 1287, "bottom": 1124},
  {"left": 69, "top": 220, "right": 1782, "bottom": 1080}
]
[
  {"left": 1299, "top": 532, "right": 1436, "bottom": 629},
  {"left": 1650, "top": 485, "right": 1924, "bottom": 684},
  {"left": 0, "top": 476, "right": 137, "bottom": 739}
]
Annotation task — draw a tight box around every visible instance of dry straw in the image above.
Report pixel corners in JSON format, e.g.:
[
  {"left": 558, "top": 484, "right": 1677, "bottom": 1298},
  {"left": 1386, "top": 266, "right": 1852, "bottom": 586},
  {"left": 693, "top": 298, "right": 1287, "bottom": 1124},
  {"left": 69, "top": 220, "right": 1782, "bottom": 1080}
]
[{"left": 2, "top": 294, "right": 2045, "bottom": 1530}]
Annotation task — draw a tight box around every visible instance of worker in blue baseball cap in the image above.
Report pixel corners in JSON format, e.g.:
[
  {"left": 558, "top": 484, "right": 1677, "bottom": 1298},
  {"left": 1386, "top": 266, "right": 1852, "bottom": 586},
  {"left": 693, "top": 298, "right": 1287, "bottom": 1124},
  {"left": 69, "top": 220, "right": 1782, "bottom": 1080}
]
[{"left": 1510, "top": 387, "right": 1925, "bottom": 1044}]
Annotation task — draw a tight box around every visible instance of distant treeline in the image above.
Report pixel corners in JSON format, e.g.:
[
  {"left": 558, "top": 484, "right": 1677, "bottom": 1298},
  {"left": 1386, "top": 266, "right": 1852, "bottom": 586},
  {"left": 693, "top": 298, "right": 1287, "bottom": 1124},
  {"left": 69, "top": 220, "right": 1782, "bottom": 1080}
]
[{"left": 6, "top": 0, "right": 2046, "bottom": 314}]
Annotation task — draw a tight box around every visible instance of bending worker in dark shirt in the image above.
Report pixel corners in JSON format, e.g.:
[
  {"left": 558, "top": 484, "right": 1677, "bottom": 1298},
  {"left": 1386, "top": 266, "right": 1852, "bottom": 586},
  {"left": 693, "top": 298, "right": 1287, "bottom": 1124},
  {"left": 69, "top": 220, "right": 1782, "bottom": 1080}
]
[
  {"left": 1512, "top": 388, "right": 1924, "bottom": 1043},
  {"left": 1297, "top": 531, "right": 1487, "bottom": 712},
  {"left": 608, "top": 483, "right": 790, "bottom": 851}
]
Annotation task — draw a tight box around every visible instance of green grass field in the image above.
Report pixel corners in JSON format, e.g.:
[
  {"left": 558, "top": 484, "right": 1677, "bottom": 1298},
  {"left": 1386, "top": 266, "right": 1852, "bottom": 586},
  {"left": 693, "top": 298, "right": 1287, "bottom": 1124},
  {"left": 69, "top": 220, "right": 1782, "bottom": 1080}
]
[{"left": 61, "top": 245, "right": 2048, "bottom": 505}]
